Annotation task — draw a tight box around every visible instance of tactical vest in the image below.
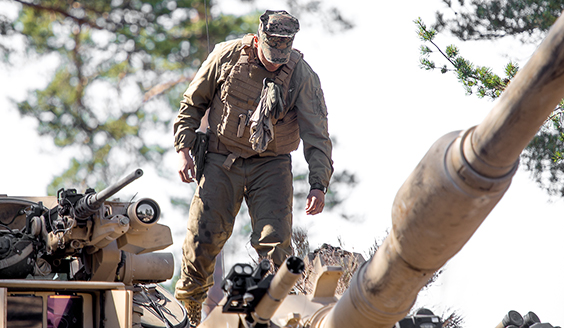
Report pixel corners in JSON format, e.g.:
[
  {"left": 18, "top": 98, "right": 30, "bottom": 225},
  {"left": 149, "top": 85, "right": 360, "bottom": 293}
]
[{"left": 208, "top": 34, "right": 303, "bottom": 168}]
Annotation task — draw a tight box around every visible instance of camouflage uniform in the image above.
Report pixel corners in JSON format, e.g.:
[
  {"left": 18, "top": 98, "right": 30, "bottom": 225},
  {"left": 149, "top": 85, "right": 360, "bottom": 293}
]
[{"left": 173, "top": 10, "right": 333, "bottom": 307}]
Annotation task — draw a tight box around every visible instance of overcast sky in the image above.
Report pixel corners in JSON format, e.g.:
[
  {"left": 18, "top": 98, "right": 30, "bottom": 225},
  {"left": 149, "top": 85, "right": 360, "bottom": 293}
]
[{"left": 1, "top": 0, "right": 563, "bottom": 327}]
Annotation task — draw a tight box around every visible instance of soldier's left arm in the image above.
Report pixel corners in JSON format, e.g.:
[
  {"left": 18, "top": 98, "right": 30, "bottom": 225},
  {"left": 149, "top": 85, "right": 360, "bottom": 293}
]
[{"left": 293, "top": 62, "right": 334, "bottom": 205}]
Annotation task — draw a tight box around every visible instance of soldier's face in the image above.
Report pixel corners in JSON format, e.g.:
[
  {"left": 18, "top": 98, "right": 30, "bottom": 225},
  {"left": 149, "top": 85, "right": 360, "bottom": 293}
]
[{"left": 256, "top": 42, "right": 283, "bottom": 72}]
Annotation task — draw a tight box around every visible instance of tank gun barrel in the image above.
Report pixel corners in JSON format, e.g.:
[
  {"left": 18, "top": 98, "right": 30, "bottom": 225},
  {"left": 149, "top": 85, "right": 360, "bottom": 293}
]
[
  {"left": 74, "top": 169, "right": 144, "bottom": 219},
  {"left": 472, "top": 26, "right": 564, "bottom": 175},
  {"left": 319, "top": 10, "right": 564, "bottom": 328}
]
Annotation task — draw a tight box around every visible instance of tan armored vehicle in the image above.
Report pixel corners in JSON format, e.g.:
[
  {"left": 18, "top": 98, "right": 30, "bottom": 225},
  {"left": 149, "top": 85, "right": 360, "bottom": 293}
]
[
  {"left": 3, "top": 7, "right": 564, "bottom": 328},
  {"left": 0, "top": 169, "right": 189, "bottom": 327}
]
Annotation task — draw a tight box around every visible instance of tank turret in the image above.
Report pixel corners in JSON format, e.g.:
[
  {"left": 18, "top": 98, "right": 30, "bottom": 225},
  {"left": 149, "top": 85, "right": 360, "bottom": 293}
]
[
  {"left": 200, "top": 8, "right": 564, "bottom": 328},
  {"left": 0, "top": 169, "right": 188, "bottom": 327}
]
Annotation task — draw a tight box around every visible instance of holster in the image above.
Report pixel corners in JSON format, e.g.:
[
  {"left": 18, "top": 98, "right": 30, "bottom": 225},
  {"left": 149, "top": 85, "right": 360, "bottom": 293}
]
[{"left": 190, "top": 130, "right": 211, "bottom": 182}]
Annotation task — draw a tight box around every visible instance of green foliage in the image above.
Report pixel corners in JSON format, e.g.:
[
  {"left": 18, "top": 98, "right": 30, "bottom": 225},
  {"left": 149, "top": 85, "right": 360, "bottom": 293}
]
[
  {"left": 293, "top": 167, "right": 358, "bottom": 219},
  {"left": 521, "top": 108, "right": 564, "bottom": 197},
  {"left": 433, "top": 0, "right": 564, "bottom": 42},
  {"left": 445, "top": 44, "right": 458, "bottom": 58},
  {"left": 170, "top": 195, "right": 191, "bottom": 212},
  {"left": 2, "top": 0, "right": 257, "bottom": 191},
  {"left": 419, "top": 1, "right": 564, "bottom": 198},
  {"left": 415, "top": 17, "right": 516, "bottom": 100},
  {"left": 46, "top": 158, "right": 107, "bottom": 195}
]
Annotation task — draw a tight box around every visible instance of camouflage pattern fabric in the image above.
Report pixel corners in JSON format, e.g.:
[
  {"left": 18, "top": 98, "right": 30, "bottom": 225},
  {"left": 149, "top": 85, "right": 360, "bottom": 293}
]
[
  {"left": 173, "top": 37, "right": 333, "bottom": 189},
  {"left": 175, "top": 152, "right": 293, "bottom": 304},
  {"left": 173, "top": 11, "right": 333, "bottom": 307},
  {"left": 258, "top": 10, "right": 300, "bottom": 64}
]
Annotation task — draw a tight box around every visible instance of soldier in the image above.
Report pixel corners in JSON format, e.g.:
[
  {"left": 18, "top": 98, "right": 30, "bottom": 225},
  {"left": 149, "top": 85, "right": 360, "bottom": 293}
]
[{"left": 173, "top": 9, "right": 333, "bottom": 326}]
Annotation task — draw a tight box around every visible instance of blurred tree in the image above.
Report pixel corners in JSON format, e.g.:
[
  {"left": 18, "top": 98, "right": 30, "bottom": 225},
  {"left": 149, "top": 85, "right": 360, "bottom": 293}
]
[
  {"left": 415, "top": 0, "right": 564, "bottom": 198},
  {"left": 432, "top": 0, "right": 563, "bottom": 42},
  {"left": 1, "top": 0, "right": 252, "bottom": 192},
  {"left": 0, "top": 0, "right": 355, "bottom": 205}
]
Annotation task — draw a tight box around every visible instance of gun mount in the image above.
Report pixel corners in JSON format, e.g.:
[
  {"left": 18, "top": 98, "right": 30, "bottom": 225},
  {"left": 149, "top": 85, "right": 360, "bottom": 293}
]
[
  {"left": 205, "top": 256, "right": 305, "bottom": 327},
  {"left": 198, "top": 8, "right": 564, "bottom": 328},
  {"left": 0, "top": 169, "right": 188, "bottom": 327}
]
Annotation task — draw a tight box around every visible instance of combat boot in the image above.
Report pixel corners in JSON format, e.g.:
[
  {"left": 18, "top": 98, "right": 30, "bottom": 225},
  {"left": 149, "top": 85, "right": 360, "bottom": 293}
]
[{"left": 184, "top": 300, "right": 202, "bottom": 327}]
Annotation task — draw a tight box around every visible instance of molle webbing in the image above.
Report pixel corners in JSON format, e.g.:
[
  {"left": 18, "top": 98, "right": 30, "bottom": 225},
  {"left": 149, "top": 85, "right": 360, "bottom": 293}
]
[{"left": 208, "top": 35, "right": 302, "bottom": 166}]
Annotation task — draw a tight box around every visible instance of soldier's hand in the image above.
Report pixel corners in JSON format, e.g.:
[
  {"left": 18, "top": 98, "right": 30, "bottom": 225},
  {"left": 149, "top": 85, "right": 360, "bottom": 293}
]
[
  {"left": 305, "top": 189, "right": 325, "bottom": 215},
  {"left": 178, "top": 148, "right": 196, "bottom": 183}
]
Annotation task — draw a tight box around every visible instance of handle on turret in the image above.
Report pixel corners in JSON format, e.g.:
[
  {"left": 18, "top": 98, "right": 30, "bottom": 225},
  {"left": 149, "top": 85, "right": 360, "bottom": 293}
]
[{"left": 74, "top": 169, "right": 144, "bottom": 219}]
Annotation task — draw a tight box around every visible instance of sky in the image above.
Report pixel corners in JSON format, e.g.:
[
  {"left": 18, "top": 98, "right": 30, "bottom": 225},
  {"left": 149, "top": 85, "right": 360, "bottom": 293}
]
[{"left": 1, "top": 0, "right": 563, "bottom": 327}]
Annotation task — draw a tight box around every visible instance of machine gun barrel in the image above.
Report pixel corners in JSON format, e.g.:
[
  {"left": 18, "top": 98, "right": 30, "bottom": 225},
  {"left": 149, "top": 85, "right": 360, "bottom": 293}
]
[
  {"left": 88, "top": 169, "right": 143, "bottom": 208},
  {"left": 319, "top": 10, "right": 564, "bottom": 328},
  {"left": 251, "top": 256, "right": 304, "bottom": 325},
  {"left": 74, "top": 169, "right": 144, "bottom": 219}
]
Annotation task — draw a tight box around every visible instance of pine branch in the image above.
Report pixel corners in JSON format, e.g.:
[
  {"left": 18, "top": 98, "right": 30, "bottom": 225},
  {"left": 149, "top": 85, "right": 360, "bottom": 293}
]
[
  {"left": 416, "top": 18, "right": 457, "bottom": 68},
  {"left": 13, "top": 0, "right": 103, "bottom": 30}
]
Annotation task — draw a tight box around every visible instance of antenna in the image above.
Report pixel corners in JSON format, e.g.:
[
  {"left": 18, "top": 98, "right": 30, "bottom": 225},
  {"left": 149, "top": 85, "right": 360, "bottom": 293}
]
[{"left": 204, "top": 0, "right": 210, "bottom": 54}]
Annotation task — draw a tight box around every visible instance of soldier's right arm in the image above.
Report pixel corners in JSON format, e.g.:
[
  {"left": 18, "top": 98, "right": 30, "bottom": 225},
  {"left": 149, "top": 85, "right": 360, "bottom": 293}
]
[
  {"left": 178, "top": 147, "right": 196, "bottom": 183},
  {"left": 173, "top": 40, "right": 241, "bottom": 183},
  {"left": 173, "top": 40, "right": 240, "bottom": 152}
]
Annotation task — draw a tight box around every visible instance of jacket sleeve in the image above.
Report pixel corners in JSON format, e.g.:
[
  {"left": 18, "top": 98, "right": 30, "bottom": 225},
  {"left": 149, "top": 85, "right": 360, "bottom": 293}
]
[
  {"left": 293, "top": 62, "right": 334, "bottom": 191},
  {"left": 173, "top": 41, "right": 236, "bottom": 152}
]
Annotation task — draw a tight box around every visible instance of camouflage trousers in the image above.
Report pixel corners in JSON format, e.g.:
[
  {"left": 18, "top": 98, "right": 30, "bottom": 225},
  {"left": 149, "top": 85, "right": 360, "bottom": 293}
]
[{"left": 175, "top": 152, "right": 294, "bottom": 303}]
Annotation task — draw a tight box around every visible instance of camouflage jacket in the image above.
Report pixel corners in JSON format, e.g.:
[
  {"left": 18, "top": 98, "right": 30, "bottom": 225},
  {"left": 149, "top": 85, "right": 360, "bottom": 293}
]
[{"left": 173, "top": 36, "right": 333, "bottom": 191}]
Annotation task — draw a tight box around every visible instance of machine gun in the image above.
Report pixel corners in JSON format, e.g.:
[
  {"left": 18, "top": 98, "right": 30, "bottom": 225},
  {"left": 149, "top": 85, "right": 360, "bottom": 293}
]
[
  {"left": 57, "top": 168, "right": 146, "bottom": 220},
  {"left": 202, "top": 256, "right": 305, "bottom": 328},
  {"left": 0, "top": 169, "right": 188, "bottom": 327}
]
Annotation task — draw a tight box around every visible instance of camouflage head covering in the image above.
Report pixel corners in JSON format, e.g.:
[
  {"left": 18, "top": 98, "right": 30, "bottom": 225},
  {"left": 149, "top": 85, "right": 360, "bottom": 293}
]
[{"left": 258, "top": 10, "right": 300, "bottom": 64}]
